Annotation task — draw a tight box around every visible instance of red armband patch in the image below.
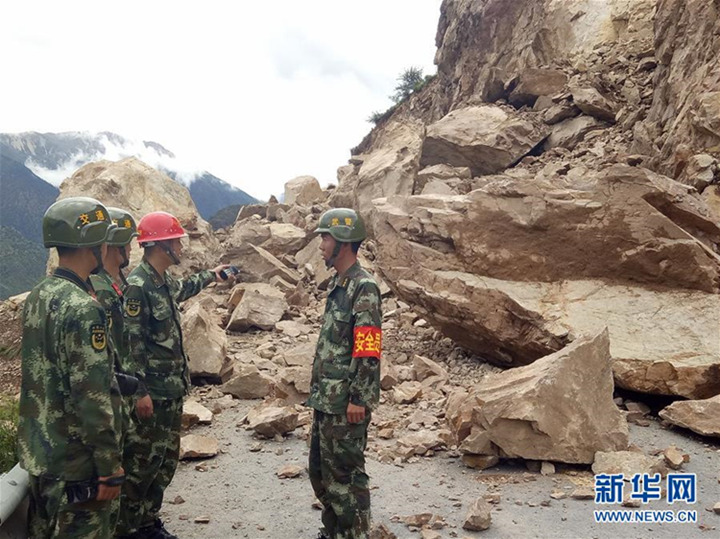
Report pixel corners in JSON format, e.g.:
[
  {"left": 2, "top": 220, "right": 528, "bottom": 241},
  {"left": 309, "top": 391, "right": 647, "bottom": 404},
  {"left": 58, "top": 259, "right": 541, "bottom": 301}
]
[{"left": 353, "top": 326, "right": 382, "bottom": 358}]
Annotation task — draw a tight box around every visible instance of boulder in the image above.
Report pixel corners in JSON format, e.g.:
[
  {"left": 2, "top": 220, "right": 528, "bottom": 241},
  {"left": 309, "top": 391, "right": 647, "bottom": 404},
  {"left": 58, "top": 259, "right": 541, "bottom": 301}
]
[
  {"left": 420, "top": 105, "right": 549, "bottom": 176},
  {"left": 445, "top": 330, "right": 628, "bottom": 464},
  {"left": 659, "top": 395, "right": 720, "bottom": 437},
  {"left": 284, "top": 175, "right": 323, "bottom": 206},
  {"left": 281, "top": 341, "right": 316, "bottom": 367},
  {"left": 261, "top": 223, "right": 309, "bottom": 256},
  {"left": 412, "top": 355, "right": 448, "bottom": 382},
  {"left": 235, "top": 204, "right": 267, "bottom": 221},
  {"left": 220, "top": 364, "right": 273, "bottom": 399},
  {"left": 543, "top": 102, "right": 581, "bottom": 125},
  {"left": 223, "top": 244, "right": 301, "bottom": 286},
  {"left": 544, "top": 115, "right": 606, "bottom": 150},
  {"left": 392, "top": 381, "right": 423, "bottom": 404},
  {"left": 179, "top": 435, "right": 218, "bottom": 460},
  {"left": 226, "top": 283, "right": 288, "bottom": 331},
  {"left": 570, "top": 87, "right": 617, "bottom": 123},
  {"left": 463, "top": 498, "right": 492, "bottom": 531},
  {"left": 182, "top": 400, "right": 214, "bottom": 429},
  {"left": 295, "top": 236, "right": 333, "bottom": 288},
  {"left": 592, "top": 451, "right": 667, "bottom": 477},
  {"left": 275, "top": 321, "right": 312, "bottom": 339},
  {"left": 396, "top": 430, "right": 447, "bottom": 456},
  {"left": 49, "top": 157, "right": 219, "bottom": 273},
  {"left": 371, "top": 165, "right": 720, "bottom": 398},
  {"left": 246, "top": 405, "right": 299, "bottom": 437},
  {"left": 182, "top": 303, "right": 232, "bottom": 384},
  {"left": 421, "top": 180, "right": 457, "bottom": 196},
  {"left": 329, "top": 119, "right": 424, "bottom": 217},
  {"left": 415, "top": 164, "right": 471, "bottom": 194},
  {"left": 274, "top": 366, "right": 311, "bottom": 405},
  {"left": 508, "top": 68, "right": 568, "bottom": 108}
]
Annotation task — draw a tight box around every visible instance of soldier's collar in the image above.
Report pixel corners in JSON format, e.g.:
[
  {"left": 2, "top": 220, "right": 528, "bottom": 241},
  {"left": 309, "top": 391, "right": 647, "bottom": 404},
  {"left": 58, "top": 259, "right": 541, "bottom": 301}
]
[
  {"left": 334, "top": 261, "right": 361, "bottom": 289},
  {"left": 54, "top": 267, "right": 93, "bottom": 294},
  {"left": 141, "top": 259, "right": 166, "bottom": 288}
]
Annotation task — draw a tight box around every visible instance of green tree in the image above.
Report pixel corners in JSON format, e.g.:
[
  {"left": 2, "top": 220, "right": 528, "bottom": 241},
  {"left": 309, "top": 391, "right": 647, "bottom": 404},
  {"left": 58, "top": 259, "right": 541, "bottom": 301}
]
[{"left": 390, "top": 67, "right": 425, "bottom": 104}]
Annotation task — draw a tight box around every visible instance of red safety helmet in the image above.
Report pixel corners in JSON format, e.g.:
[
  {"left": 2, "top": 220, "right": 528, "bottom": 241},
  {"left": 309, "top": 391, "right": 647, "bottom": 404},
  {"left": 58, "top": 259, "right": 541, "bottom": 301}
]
[{"left": 136, "top": 211, "right": 188, "bottom": 245}]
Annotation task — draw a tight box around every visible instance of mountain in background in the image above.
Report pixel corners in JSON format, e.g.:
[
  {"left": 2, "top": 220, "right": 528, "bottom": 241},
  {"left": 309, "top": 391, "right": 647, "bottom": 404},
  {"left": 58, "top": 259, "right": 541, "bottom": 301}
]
[
  {"left": 0, "top": 131, "right": 257, "bottom": 299},
  {"left": 0, "top": 131, "right": 258, "bottom": 220}
]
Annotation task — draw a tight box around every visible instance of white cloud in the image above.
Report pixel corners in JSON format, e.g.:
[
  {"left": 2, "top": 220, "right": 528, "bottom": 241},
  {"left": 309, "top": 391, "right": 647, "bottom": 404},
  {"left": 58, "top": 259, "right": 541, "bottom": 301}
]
[{"left": 0, "top": 0, "right": 442, "bottom": 201}]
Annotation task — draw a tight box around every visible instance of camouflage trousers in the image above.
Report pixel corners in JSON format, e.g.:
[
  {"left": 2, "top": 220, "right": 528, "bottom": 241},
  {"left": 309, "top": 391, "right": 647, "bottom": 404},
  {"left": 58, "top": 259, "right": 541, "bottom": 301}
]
[
  {"left": 27, "top": 474, "right": 115, "bottom": 539},
  {"left": 116, "top": 397, "right": 182, "bottom": 536},
  {"left": 309, "top": 410, "right": 371, "bottom": 539}
]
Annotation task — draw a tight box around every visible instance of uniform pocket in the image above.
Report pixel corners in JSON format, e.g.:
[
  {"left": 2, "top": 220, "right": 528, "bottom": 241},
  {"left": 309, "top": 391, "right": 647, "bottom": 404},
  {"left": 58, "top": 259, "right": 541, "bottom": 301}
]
[
  {"left": 149, "top": 301, "right": 173, "bottom": 343},
  {"left": 327, "top": 310, "right": 352, "bottom": 345}
]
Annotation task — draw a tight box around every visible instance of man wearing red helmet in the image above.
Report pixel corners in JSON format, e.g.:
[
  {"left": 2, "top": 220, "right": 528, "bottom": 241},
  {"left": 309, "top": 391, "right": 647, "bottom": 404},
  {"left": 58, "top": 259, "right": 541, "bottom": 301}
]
[{"left": 116, "top": 211, "right": 229, "bottom": 539}]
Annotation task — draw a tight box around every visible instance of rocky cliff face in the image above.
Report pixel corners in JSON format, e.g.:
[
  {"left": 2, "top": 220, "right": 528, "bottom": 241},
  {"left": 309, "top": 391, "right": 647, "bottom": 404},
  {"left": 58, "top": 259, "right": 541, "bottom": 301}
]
[{"left": 332, "top": 0, "right": 720, "bottom": 399}]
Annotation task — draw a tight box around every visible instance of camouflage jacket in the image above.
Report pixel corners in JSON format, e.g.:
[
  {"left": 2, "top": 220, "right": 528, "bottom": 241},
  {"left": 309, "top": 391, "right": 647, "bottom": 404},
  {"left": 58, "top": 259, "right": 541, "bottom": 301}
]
[
  {"left": 124, "top": 260, "right": 214, "bottom": 400},
  {"left": 89, "top": 270, "right": 130, "bottom": 375},
  {"left": 306, "top": 261, "right": 382, "bottom": 415},
  {"left": 18, "top": 268, "right": 122, "bottom": 480}
]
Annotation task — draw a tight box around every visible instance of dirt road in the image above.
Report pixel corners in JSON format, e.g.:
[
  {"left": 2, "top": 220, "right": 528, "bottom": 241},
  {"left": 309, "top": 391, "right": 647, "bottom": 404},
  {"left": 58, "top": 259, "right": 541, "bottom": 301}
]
[{"left": 161, "top": 398, "right": 720, "bottom": 539}]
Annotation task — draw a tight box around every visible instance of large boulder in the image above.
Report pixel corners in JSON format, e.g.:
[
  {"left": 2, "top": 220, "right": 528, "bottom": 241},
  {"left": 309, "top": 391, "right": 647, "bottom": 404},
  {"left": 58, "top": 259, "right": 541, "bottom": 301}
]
[
  {"left": 446, "top": 330, "right": 628, "bottom": 464},
  {"left": 284, "top": 175, "right": 324, "bottom": 206},
  {"left": 659, "top": 395, "right": 720, "bottom": 438},
  {"left": 48, "top": 157, "right": 219, "bottom": 273},
  {"left": 419, "top": 105, "right": 548, "bottom": 176},
  {"left": 329, "top": 119, "right": 424, "bottom": 217},
  {"left": 222, "top": 243, "right": 300, "bottom": 285},
  {"left": 372, "top": 165, "right": 720, "bottom": 398},
  {"left": 220, "top": 364, "right": 274, "bottom": 399},
  {"left": 182, "top": 303, "right": 232, "bottom": 384},
  {"left": 226, "top": 283, "right": 288, "bottom": 331},
  {"left": 508, "top": 69, "right": 568, "bottom": 108},
  {"left": 295, "top": 236, "right": 333, "bottom": 289}
]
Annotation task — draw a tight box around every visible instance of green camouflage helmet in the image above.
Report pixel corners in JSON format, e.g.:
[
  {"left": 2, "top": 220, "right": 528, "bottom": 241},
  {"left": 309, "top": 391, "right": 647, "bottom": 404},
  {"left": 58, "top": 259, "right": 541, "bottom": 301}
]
[
  {"left": 43, "top": 197, "right": 115, "bottom": 248},
  {"left": 106, "top": 207, "right": 139, "bottom": 246},
  {"left": 315, "top": 208, "right": 367, "bottom": 242}
]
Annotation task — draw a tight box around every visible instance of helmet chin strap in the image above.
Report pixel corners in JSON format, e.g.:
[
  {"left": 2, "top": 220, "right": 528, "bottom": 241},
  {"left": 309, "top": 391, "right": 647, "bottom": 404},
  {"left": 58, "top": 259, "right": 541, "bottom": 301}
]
[
  {"left": 90, "top": 246, "right": 104, "bottom": 275},
  {"left": 118, "top": 247, "right": 130, "bottom": 286},
  {"left": 325, "top": 241, "right": 343, "bottom": 269},
  {"left": 160, "top": 241, "right": 181, "bottom": 265}
]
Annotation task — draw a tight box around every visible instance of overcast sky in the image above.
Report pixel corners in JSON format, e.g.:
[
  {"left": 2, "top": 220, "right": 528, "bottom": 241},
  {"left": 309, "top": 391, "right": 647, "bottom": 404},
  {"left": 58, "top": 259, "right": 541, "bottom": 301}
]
[{"left": 0, "top": 0, "right": 442, "bottom": 200}]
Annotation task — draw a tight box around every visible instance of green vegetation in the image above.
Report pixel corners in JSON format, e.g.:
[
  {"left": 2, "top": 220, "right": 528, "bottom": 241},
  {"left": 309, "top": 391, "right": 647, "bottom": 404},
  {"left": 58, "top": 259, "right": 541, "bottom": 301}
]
[
  {"left": 368, "top": 67, "right": 436, "bottom": 126},
  {"left": 208, "top": 204, "right": 242, "bottom": 230},
  {"left": 0, "top": 396, "right": 19, "bottom": 473},
  {"left": 0, "top": 226, "right": 48, "bottom": 300}
]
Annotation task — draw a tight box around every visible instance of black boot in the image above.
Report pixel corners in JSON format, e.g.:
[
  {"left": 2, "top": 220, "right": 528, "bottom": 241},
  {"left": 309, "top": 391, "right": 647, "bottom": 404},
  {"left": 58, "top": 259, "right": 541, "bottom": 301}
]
[{"left": 144, "top": 519, "right": 179, "bottom": 539}]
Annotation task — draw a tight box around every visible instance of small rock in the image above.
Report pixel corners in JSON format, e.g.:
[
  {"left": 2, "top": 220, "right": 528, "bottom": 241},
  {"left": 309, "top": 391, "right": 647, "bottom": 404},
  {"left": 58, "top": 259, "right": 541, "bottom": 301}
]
[
  {"left": 463, "top": 498, "right": 492, "bottom": 531},
  {"left": 461, "top": 454, "right": 499, "bottom": 470},
  {"left": 370, "top": 523, "right": 398, "bottom": 539},
  {"left": 277, "top": 464, "right": 304, "bottom": 479},
  {"left": 540, "top": 462, "right": 556, "bottom": 476},
  {"left": 179, "top": 435, "right": 218, "bottom": 460},
  {"left": 194, "top": 516, "right": 211, "bottom": 524},
  {"left": 663, "top": 446, "right": 687, "bottom": 470},
  {"left": 169, "top": 495, "right": 185, "bottom": 505},
  {"left": 571, "top": 487, "right": 594, "bottom": 500},
  {"left": 550, "top": 490, "right": 567, "bottom": 500},
  {"left": 713, "top": 503, "right": 720, "bottom": 515}
]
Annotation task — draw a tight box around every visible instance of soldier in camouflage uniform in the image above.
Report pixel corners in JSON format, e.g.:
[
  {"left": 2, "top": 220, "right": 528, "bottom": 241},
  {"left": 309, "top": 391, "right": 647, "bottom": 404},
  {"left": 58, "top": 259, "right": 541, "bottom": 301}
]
[
  {"left": 88, "top": 208, "right": 140, "bottom": 530},
  {"left": 18, "top": 197, "right": 125, "bottom": 539},
  {"left": 307, "top": 208, "right": 382, "bottom": 539},
  {"left": 116, "top": 211, "right": 228, "bottom": 539}
]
